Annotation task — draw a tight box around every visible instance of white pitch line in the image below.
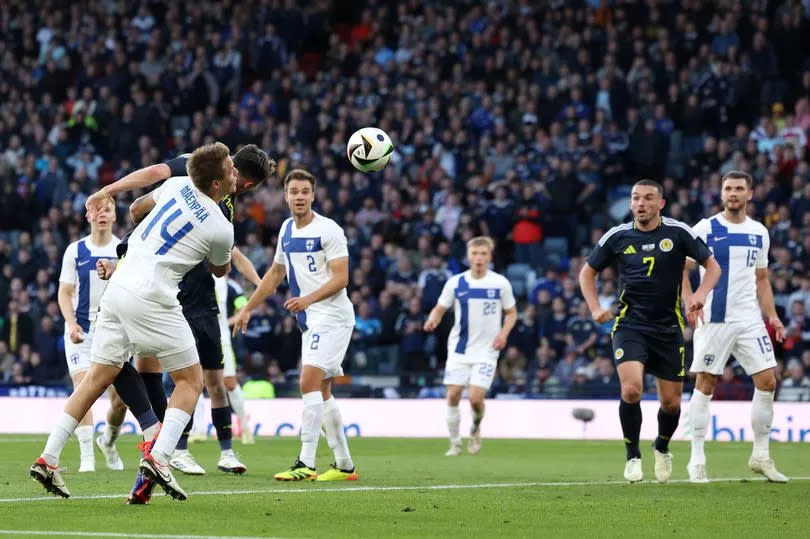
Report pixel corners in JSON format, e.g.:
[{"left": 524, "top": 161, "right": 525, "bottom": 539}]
[
  {"left": 0, "top": 532, "right": 277, "bottom": 539},
  {"left": 3, "top": 476, "right": 809, "bottom": 504}
]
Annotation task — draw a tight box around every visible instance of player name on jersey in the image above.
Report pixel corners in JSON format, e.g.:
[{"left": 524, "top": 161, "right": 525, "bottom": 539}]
[{"left": 180, "top": 184, "right": 211, "bottom": 222}]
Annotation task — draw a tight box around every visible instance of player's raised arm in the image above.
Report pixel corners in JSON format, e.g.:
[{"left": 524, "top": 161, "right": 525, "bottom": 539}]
[
  {"left": 129, "top": 191, "right": 158, "bottom": 224},
  {"left": 233, "top": 262, "right": 287, "bottom": 336},
  {"left": 86, "top": 162, "right": 172, "bottom": 216},
  {"left": 231, "top": 246, "right": 262, "bottom": 287}
]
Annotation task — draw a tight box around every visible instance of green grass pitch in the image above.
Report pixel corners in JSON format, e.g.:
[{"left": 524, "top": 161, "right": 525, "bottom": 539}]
[{"left": 0, "top": 436, "right": 808, "bottom": 538}]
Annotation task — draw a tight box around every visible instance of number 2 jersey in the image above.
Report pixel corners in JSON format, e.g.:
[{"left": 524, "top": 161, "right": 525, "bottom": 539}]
[
  {"left": 111, "top": 175, "right": 233, "bottom": 307},
  {"left": 437, "top": 270, "right": 516, "bottom": 364},
  {"left": 690, "top": 213, "right": 770, "bottom": 325},
  {"left": 587, "top": 217, "right": 712, "bottom": 334},
  {"left": 273, "top": 212, "right": 355, "bottom": 331}
]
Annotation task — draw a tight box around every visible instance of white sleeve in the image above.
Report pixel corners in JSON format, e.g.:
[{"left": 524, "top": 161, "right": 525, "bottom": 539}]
[
  {"left": 757, "top": 228, "right": 770, "bottom": 269},
  {"left": 208, "top": 225, "right": 233, "bottom": 266},
  {"left": 323, "top": 223, "right": 349, "bottom": 262},
  {"left": 273, "top": 230, "right": 286, "bottom": 266},
  {"left": 501, "top": 278, "right": 516, "bottom": 310},
  {"left": 437, "top": 277, "right": 456, "bottom": 308},
  {"left": 58, "top": 243, "right": 78, "bottom": 284},
  {"left": 686, "top": 219, "right": 709, "bottom": 262},
  {"left": 150, "top": 176, "right": 182, "bottom": 202}
]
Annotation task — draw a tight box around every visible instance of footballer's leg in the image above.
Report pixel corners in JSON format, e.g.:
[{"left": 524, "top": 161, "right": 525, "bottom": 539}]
[
  {"left": 614, "top": 329, "right": 647, "bottom": 482},
  {"left": 317, "top": 377, "right": 358, "bottom": 481},
  {"left": 687, "top": 373, "right": 716, "bottom": 483},
  {"left": 466, "top": 385, "right": 487, "bottom": 455},
  {"left": 206, "top": 368, "right": 246, "bottom": 473},
  {"left": 444, "top": 384, "right": 464, "bottom": 456},
  {"left": 70, "top": 371, "right": 96, "bottom": 473},
  {"left": 96, "top": 385, "right": 126, "bottom": 471},
  {"left": 140, "top": 352, "right": 202, "bottom": 501},
  {"left": 748, "top": 368, "right": 788, "bottom": 483},
  {"left": 653, "top": 377, "right": 682, "bottom": 483},
  {"left": 275, "top": 360, "right": 325, "bottom": 481},
  {"left": 33, "top": 361, "right": 121, "bottom": 497},
  {"left": 466, "top": 361, "right": 496, "bottom": 455}
]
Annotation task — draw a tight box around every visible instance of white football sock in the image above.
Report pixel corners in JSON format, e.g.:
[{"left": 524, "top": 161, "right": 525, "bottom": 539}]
[
  {"left": 102, "top": 423, "right": 120, "bottom": 446},
  {"left": 299, "top": 391, "right": 324, "bottom": 469},
  {"left": 751, "top": 388, "right": 775, "bottom": 460},
  {"left": 688, "top": 389, "right": 712, "bottom": 466},
  {"left": 228, "top": 384, "right": 249, "bottom": 430},
  {"left": 447, "top": 405, "right": 461, "bottom": 444},
  {"left": 323, "top": 396, "right": 353, "bottom": 471},
  {"left": 142, "top": 422, "right": 160, "bottom": 442},
  {"left": 192, "top": 395, "right": 206, "bottom": 435},
  {"left": 150, "top": 408, "right": 191, "bottom": 465},
  {"left": 75, "top": 425, "right": 95, "bottom": 462},
  {"left": 42, "top": 413, "right": 79, "bottom": 466}
]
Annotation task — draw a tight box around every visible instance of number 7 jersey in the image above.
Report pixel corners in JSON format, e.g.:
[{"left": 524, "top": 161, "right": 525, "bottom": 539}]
[
  {"left": 111, "top": 176, "right": 234, "bottom": 306},
  {"left": 691, "top": 213, "right": 770, "bottom": 324}
]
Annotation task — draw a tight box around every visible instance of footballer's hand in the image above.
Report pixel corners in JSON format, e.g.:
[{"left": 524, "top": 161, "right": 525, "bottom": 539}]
[
  {"left": 96, "top": 259, "right": 115, "bottom": 280},
  {"left": 492, "top": 332, "right": 507, "bottom": 351},
  {"left": 686, "top": 308, "right": 704, "bottom": 328},
  {"left": 284, "top": 296, "right": 311, "bottom": 314},
  {"left": 69, "top": 323, "right": 85, "bottom": 344},
  {"left": 590, "top": 307, "right": 612, "bottom": 324},
  {"left": 232, "top": 309, "right": 252, "bottom": 337},
  {"left": 769, "top": 315, "right": 785, "bottom": 343},
  {"left": 85, "top": 190, "right": 111, "bottom": 221},
  {"left": 687, "top": 291, "right": 707, "bottom": 312},
  {"left": 423, "top": 316, "right": 439, "bottom": 332}
]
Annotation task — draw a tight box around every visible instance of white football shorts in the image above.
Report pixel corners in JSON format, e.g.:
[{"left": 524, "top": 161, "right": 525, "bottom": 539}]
[
  {"left": 443, "top": 355, "right": 497, "bottom": 390},
  {"left": 301, "top": 325, "right": 353, "bottom": 379},
  {"left": 64, "top": 324, "right": 94, "bottom": 376},
  {"left": 91, "top": 282, "right": 198, "bottom": 372},
  {"left": 691, "top": 320, "right": 777, "bottom": 376}
]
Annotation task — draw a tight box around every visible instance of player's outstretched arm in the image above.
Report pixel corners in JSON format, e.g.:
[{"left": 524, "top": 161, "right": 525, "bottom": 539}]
[
  {"left": 756, "top": 268, "right": 785, "bottom": 342},
  {"left": 284, "top": 256, "right": 349, "bottom": 314},
  {"left": 233, "top": 262, "right": 286, "bottom": 336},
  {"left": 87, "top": 162, "right": 171, "bottom": 216},
  {"left": 129, "top": 192, "right": 158, "bottom": 224},
  {"left": 423, "top": 304, "right": 447, "bottom": 332},
  {"left": 231, "top": 246, "right": 262, "bottom": 287},
  {"left": 687, "top": 256, "right": 721, "bottom": 314},
  {"left": 578, "top": 262, "right": 612, "bottom": 323}
]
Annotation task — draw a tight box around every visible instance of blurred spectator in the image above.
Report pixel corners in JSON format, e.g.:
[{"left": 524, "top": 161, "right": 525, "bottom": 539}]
[
  {"left": 2, "top": 301, "right": 34, "bottom": 354},
  {"left": 714, "top": 366, "right": 749, "bottom": 401},
  {"left": 498, "top": 346, "right": 527, "bottom": 388},
  {"left": 777, "top": 360, "right": 810, "bottom": 402}
]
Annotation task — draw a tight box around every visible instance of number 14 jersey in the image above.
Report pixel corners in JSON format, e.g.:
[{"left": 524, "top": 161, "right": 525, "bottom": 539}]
[{"left": 112, "top": 176, "right": 233, "bottom": 307}]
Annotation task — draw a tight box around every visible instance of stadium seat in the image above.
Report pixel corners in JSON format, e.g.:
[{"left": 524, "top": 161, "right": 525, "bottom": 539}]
[{"left": 506, "top": 263, "right": 536, "bottom": 299}]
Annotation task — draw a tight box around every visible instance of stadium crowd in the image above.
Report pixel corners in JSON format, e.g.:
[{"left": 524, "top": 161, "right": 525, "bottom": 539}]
[{"left": 1, "top": 0, "right": 810, "bottom": 401}]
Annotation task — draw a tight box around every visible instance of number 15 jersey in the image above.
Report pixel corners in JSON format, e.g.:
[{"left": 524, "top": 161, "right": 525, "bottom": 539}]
[
  {"left": 690, "top": 214, "right": 770, "bottom": 325},
  {"left": 437, "top": 270, "right": 516, "bottom": 364},
  {"left": 112, "top": 176, "right": 233, "bottom": 307}
]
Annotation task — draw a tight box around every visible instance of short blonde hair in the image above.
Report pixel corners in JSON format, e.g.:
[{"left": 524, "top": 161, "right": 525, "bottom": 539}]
[{"left": 467, "top": 236, "right": 495, "bottom": 252}]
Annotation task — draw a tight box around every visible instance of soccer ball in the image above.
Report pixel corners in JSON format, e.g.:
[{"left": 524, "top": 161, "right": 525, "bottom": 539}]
[{"left": 346, "top": 127, "right": 394, "bottom": 173}]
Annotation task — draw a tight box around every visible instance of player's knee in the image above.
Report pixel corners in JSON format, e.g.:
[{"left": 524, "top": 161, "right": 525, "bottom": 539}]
[
  {"left": 695, "top": 374, "right": 717, "bottom": 395},
  {"left": 224, "top": 377, "right": 237, "bottom": 391},
  {"left": 621, "top": 385, "right": 642, "bottom": 403},
  {"left": 660, "top": 395, "right": 681, "bottom": 413},
  {"left": 755, "top": 374, "right": 777, "bottom": 393}
]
